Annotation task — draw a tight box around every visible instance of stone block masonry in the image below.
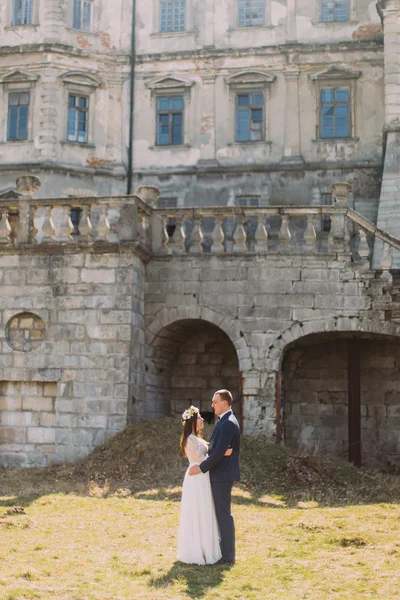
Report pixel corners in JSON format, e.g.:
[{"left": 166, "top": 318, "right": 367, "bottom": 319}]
[{"left": 0, "top": 250, "right": 146, "bottom": 467}]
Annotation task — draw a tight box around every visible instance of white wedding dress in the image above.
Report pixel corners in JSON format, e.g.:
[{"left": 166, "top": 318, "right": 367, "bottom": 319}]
[{"left": 177, "top": 434, "right": 222, "bottom": 565}]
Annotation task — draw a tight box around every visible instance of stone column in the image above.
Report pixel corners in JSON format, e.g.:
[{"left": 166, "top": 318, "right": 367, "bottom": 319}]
[
  {"left": 373, "top": 0, "right": 400, "bottom": 267},
  {"left": 280, "top": 68, "right": 304, "bottom": 166}
]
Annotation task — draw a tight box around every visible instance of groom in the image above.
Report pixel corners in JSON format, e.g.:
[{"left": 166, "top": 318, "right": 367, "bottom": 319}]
[{"left": 189, "top": 389, "right": 240, "bottom": 565}]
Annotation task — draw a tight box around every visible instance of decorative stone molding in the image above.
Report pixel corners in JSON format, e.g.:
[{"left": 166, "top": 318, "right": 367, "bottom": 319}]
[
  {"left": 309, "top": 66, "right": 361, "bottom": 81},
  {"left": 145, "top": 75, "right": 195, "bottom": 91},
  {"left": 0, "top": 70, "right": 40, "bottom": 84},
  {"left": 59, "top": 71, "right": 102, "bottom": 89},
  {"left": 224, "top": 70, "right": 276, "bottom": 86},
  {"left": 16, "top": 175, "right": 42, "bottom": 196}
]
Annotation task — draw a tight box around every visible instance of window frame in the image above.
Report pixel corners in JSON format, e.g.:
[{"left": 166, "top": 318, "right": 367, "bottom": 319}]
[
  {"left": 225, "top": 71, "right": 275, "bottom": 146},
  {"left": 0, "top": 70, "right": 38, "bottom": 144},
  {"left": 67, "top": 93, "right": 90, "bottom": 145},
  {"left": 309, "top": 67, "right": 360, "bottom": 142},
  {"left": 12, "top": 0, "right": 33, "bottom": 26},
  {"left": 59, "top": 71, "right": 101, "bottom": 147},
  {"left": 159, "top": 0, "right": 186, "bottom": 33},
  {"left": 235, "top": 91, "right": 265, "bottom": 143},
  {"left": 146, "top": 75, "right": 194, "bottom": 149},
  {"left": 7, "top": 91, "right": 30, "bottom": 141},
  {"left": 156, "top": 95, "right": 185, "bottom": 146},
  {"left": 319, "top": 86, "right": 351, "bottom": 140},
  {"left": 72, "top": 0, "right": 93, "bottom": 32},
  {"left": 237, "top": 0, "right": 265, "bottom": 28},
  {"left": 320, "top": 0, "right": 349, "bottom": 23}
]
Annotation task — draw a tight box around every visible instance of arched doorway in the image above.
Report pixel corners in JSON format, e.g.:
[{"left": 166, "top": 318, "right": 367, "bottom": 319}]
[
  {"left": 282, "top": 332, "right": 400, "bottom": 469},
  {"left": 145, "top": 319, "right": 242, "bottom": 426}
]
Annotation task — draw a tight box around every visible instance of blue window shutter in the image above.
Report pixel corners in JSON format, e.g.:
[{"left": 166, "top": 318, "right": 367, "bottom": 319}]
[
  {"left": 24, "top": 0, "right": 32, "bottom": 24},
  {"left": 83, "top": 1, "right": 92, "bottom": 30},
  {"left": 8, "top": 107, "right": 18, "bottom": 140},
  {"left": 18, "top": 106, "right": 29, "bottom": 139},
  {"left": 73, "top": 0, "right": 81, "bottom": 29}
]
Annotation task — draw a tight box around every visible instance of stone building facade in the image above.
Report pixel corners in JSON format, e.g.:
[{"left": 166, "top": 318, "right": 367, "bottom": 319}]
[
  {"left": 1, "top": 181, "right": 400, "bottom": 470},
  {"left": 0, "top": 0, "right": 132, "bottom": 198},
  {"left": 1, "top": 1, "right": 400, "bottom": 470},
  {"left": 0, "top": 0, "right": 396, "bottom": 225}
]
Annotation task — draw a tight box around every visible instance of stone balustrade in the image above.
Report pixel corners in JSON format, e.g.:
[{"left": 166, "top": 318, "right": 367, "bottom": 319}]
[
  {"left": 1, "top": 181, "right": 400, "bottom": 281},
  {"left": 0, "top": 195, "right": 152, "bottom": 249}
]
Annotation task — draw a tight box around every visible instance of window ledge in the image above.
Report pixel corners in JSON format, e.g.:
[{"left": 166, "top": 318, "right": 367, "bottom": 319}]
[
  {"left": 149, "top": 144, "right": 191, "bottom": 150},
  {"left": 228, "top": 141, "right": 272, "bottom": 147},
  {"left": 150, "top": 31, "right": 194, "bottom": 38},
  {"left": 0, "top": 140, "right": 33, "bottom": 145},
  {"left": 61, "top": 141, "right": 96, "bottom": 149},
  {"left": 311, "top": 20, "right": 359, "bottom": 27},
  {"left": 230, "top": 25, "right": 271, "bottom": 31},
  {"left": 5, "top": 24, "right": 39, "bottom": 30},
  {"left": 65, "top": 27, "right": 98, "bottom": 37},
  {"left": 312, "top": 137, "right": 360, "bottom": 143}
]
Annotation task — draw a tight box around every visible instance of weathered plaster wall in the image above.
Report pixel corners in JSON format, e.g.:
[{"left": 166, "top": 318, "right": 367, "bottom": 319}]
[{"left": 0, "top": 0, "right": 132, "bottom": 197}]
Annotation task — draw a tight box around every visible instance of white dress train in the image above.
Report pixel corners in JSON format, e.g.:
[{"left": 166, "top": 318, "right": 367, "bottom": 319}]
[{"left": 177, "top": 434, "right": 222, "bottom": 565}]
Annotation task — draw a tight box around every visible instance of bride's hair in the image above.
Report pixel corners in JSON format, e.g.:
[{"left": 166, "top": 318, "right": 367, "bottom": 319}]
[{"left": 180, "top": 413, "right": 199, "bottom": 457}]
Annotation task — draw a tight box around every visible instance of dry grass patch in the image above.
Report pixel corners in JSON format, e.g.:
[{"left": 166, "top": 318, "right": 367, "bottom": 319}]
[{"left": 1, "top": 418, "right": 400, "bottom": 599}]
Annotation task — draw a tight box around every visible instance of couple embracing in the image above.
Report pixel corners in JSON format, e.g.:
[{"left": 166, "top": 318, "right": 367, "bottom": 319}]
[{"left": 177, "top": 389, "right": 240, "bottom": 566}]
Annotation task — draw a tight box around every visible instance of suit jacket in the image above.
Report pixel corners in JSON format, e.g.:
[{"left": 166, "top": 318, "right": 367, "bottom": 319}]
[{"left": 199, "top": 411, "right": 240, "bottom": 482}]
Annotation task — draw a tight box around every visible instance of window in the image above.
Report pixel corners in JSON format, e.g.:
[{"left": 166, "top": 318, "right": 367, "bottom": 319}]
[
  {"left": 67, "top": 94, "right": 89, "bottom": 143},
  {"left": 238, "top": 0, "right": 265, "bottom": 27},
  {"left": 12, "top": 0, "right": 32, "bottom": 25},
  {"left": 320, "top": 88, "right": 350, "bottom": 138},
  {"left": 73, "top": 0, "right": 92, "bottom": 31},
  {"left": 160, "top": 0, "right": 185, "bottom": 32},
  {"left": 236, "top": 92, "right": 264, "bottom": 142},
  {"left": 321, "top": 0, "right": 349, "bottom": 22},
  {"left": 8, "top": 92, "right": 29, "bottom": 141},
  {"left": 156, "top": 97, "right": 184, "bottom": 146},
  {"left": 235, "top": 196, "right": 260, "bottom": 207}
]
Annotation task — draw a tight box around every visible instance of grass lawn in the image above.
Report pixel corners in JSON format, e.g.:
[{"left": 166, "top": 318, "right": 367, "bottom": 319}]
[{"left": 1, "top": 419, "right": 400, "bottom": 600}]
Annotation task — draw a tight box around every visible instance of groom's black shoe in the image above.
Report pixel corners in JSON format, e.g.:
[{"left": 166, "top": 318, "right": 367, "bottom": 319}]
[{"left": 215, "top": 558, "right": 235, "bottom": 566}]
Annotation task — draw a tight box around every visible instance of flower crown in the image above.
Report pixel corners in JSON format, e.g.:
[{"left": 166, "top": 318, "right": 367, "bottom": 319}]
[{"left": 181, "top": 405, "right": 199, "bottom": 423}]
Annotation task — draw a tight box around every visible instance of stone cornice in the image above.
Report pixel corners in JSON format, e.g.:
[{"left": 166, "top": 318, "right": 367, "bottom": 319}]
[
  {"left": 0, "top": 160, "right": 127, "bottom": 178},
  {"left": 0, "top": 43, "right": 131, "bottom": 63},
  {"left": 136, "top": 40, "right": 384, "bottom": 64},
  {"left": 134, "top": 161, "right": 383, "bottom": 177}
]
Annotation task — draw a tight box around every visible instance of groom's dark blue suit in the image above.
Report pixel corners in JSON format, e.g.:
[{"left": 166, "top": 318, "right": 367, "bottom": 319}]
[{"left": 200, "top": 411, "right": 240, "bottom": 563}]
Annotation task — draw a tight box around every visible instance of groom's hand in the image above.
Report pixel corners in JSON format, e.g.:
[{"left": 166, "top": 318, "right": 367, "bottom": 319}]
[{"left": 189, "top": 465, "right": 201, "bottom": 476}]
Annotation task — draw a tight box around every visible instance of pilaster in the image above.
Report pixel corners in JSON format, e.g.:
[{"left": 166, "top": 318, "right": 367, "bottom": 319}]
[{"left": 280, "top": 69, "right": 304, "bottom": 166}]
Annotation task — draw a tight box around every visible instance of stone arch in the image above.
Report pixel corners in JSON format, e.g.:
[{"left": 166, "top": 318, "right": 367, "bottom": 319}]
[
  {"left": 271, "top": 318, "right": 400, "bottom": 467},
  {"left": 265, "top": 317, "right": 400, "bottom": 372},
  {"left": 146, "top": 306, "right": 251, "bottom": 372},
  {"left": 143, "top": 307, "right": 249, "bottom": 424}
]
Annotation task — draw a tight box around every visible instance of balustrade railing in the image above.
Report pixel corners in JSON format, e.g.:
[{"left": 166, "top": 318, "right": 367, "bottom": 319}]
[
  {"left": 1, "top": 180, "right": 400, "bottom": 282},
  {"left": 0, "top": 195, "right": 152, "bottom": 249}
]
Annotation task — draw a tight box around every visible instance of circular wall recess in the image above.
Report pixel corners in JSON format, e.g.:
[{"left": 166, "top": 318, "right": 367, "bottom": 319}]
[{"left": 6, "top": 312, "right": 46, "bottom": 352}]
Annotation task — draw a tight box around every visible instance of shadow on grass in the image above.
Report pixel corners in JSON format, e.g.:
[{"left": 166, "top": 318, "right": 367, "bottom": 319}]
[
  {"left": 134, "top": 487, "right": 289, "bottom": 508},
  {"left": 149, "top": 560, "right": 232, "bottom": 599}
]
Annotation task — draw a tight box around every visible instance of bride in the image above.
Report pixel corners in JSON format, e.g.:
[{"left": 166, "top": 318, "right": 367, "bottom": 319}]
[{"left": 177, "top": 405, "right": 231, "bottom": 565}]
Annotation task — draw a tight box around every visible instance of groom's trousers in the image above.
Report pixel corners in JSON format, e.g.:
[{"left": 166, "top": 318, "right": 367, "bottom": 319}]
[{"left": 211, "top": 481, "right": 235, "bottom": 562}]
